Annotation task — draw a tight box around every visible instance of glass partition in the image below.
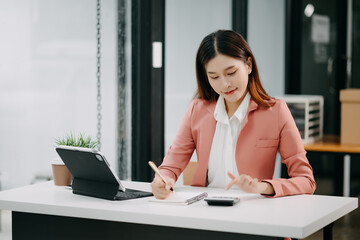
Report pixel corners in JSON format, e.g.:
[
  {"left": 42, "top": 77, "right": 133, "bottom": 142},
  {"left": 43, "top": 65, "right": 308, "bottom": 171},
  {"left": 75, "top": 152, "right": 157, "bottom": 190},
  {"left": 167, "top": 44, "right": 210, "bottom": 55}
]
[{"left": 0, "top": 0, "right": 120, "bottom": 189}]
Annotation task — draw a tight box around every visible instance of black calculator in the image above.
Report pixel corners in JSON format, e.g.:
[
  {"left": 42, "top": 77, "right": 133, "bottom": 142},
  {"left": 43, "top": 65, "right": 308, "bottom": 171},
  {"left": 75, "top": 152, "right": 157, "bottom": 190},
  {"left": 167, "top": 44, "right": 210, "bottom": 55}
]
[{"left": 204, "top": 196, "right": 240, "bottom": 206}]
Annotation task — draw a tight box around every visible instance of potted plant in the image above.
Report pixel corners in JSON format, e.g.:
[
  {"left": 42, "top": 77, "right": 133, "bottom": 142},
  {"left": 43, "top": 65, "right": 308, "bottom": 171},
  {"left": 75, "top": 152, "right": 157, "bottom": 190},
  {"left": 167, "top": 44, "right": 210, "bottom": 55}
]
[{"left": 52, "top": 132, "right": 99, "bottom": 186}]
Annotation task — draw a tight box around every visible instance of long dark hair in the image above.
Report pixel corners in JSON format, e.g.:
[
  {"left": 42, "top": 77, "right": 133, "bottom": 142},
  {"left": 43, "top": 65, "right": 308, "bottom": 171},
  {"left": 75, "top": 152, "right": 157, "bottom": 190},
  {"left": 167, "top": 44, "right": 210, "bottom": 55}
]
[{"left": 195, "top": 30, "right": 274, "bottom": 108}]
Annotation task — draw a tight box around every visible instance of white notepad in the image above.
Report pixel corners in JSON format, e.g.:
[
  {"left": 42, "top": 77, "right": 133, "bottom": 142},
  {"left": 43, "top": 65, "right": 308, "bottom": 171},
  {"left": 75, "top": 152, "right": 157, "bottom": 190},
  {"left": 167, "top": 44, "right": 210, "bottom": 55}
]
[{"left": 149, "top": 192, "right": 208, "bottom": 205}]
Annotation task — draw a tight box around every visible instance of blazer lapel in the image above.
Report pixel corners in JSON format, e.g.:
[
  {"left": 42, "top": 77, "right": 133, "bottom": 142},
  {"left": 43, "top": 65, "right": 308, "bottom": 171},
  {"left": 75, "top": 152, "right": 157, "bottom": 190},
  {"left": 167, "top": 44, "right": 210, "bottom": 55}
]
[
  {"left": 241, "top": 99, "right": 258, "bottom": 131},
  {"left": 235, "top": 98, "right": 258, "bottom": 174},
  {"left": 192, "top": 101, "right": 216, "bottom": 186},
  {"left": 202, "top": 100, "right": 216, "bottom": 163}
]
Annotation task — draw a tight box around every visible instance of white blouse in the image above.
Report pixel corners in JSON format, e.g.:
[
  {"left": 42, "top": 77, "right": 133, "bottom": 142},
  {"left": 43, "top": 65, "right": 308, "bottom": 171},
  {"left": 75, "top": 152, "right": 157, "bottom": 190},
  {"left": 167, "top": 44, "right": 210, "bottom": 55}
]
[{"left": 207, "top": 93, "right": 250, "bottom": 188}]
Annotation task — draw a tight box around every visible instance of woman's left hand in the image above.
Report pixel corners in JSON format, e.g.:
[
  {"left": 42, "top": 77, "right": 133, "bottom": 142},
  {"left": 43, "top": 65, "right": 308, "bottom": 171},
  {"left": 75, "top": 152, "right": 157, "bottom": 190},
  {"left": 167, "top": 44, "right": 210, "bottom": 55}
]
[{"left": 226, "top": 172, "right": 274, "bottom": 195}]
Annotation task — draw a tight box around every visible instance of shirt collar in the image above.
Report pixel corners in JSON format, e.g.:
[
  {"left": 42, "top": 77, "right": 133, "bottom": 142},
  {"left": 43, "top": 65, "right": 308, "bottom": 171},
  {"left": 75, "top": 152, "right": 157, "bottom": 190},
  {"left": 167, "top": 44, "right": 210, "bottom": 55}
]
[
  {"left": 233, "top": 92, "right": 250, "bottom": 121},
  {"left": 214, "top": 96, "right": 229, "bottom": 124},
  {"left": 214, "top": 92, "right": 250, "bottom": 124}
]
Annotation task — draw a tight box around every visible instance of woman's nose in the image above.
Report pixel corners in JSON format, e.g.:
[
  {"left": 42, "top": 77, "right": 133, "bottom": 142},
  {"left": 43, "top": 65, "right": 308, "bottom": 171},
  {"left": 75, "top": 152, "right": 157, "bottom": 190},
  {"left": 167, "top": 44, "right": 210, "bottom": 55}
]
[{"left": 222, "top": 78, "right": 231, "bottom": 88}]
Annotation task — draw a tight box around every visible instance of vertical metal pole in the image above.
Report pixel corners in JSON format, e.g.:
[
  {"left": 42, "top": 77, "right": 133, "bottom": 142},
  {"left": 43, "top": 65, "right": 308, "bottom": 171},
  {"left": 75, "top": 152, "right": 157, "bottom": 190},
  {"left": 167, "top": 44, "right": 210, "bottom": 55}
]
[
  {"left": 343, "top": 154, "right": 351, "bottom": 197},
  {"left": 117, "top": 0, "right": 128, "bottom": 180},
  {"left": 346, "top": 0, "right": 353, "bottom": 88}
]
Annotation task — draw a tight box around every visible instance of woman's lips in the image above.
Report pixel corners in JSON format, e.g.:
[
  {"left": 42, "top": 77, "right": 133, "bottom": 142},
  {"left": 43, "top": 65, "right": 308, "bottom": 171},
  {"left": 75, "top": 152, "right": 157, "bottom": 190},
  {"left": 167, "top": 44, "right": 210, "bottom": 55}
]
[{"left": 224, "top": 88, "right": 237, "bottom": 95}]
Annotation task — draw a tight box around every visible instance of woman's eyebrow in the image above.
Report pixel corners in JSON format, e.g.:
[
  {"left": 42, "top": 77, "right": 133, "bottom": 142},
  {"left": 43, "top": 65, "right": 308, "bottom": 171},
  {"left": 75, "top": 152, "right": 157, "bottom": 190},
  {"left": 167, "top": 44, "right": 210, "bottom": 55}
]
[
  {"left": 207, "top": 65, "right": 236, "bottom": 74},
  {"left": 224, "top": 65, "right": 236, "bottom": 71}
]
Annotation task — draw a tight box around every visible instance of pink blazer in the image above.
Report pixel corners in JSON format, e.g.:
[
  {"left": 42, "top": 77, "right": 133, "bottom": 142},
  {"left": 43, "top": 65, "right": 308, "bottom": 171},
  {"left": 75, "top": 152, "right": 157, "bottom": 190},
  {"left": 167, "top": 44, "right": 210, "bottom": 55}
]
[{"left": 159, "top": 98, "right": 316, "bottom": 197}]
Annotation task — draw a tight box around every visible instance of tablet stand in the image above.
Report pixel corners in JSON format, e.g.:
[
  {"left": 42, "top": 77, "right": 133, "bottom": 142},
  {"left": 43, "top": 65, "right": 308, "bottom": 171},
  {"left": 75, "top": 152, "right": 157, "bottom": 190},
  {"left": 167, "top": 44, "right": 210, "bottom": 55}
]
[{"left": 71, "top": 178, "right": 119, "bottom": 200}]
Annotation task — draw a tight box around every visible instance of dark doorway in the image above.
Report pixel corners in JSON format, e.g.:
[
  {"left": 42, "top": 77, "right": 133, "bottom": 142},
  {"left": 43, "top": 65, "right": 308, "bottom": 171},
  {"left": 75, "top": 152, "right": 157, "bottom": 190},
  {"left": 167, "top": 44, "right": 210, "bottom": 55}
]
[
  {"left": 285, "top": 0, "right": 348, "bottom": 196},
  {"left": 286, "top": 0, "right": 347, "bottom": 135},
  {"left": 353, "top": 0, "right": 360, "bottom": 88}
]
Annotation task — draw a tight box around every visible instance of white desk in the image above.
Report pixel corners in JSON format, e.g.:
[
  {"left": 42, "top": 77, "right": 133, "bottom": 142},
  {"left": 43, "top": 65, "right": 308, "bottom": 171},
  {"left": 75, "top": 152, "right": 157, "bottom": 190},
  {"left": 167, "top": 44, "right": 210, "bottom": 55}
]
[{"left": 0, "top": 181, "right": 357, "bottom": 240}]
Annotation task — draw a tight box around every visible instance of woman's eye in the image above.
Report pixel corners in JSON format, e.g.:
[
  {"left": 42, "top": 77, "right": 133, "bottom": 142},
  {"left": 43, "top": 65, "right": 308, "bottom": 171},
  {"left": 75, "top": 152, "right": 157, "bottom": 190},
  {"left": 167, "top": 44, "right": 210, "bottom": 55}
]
[
  {"left": 228, "top": 70, "right": 237, "bottom": 76},
  {"left": 210, "top": 76, "right": 219, "bottom": 80}
]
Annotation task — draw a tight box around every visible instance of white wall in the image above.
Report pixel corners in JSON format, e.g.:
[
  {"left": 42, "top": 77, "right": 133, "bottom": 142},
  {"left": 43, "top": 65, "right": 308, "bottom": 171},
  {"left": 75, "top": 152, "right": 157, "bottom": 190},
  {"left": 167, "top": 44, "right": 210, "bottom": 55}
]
[
  {"left": 165, "top": 0, "right": 232, "bottom": 184},
  {"left": 248, "top": 0, "right": 285, "bottom": 96},
  {"left": 0, "top": 0, "right": 118, "bottom": 190}
]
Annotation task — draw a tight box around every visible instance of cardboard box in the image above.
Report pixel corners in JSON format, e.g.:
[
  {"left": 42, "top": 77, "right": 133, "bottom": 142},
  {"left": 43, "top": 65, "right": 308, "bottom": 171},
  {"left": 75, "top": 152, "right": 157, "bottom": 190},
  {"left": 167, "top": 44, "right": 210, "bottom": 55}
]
[{"left": 340, "top": 89, "right": 360, "bottom": 145}]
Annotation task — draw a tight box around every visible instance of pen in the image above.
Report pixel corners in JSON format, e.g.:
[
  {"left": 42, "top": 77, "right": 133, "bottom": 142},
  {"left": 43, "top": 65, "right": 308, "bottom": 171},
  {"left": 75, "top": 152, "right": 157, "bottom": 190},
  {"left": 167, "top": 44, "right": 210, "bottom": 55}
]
[
  {"left": 148, "top": 161, "right": 174, "bottom": 191},
  {"left": 186, "top": 192, "right": 208, "bottom": 205}
]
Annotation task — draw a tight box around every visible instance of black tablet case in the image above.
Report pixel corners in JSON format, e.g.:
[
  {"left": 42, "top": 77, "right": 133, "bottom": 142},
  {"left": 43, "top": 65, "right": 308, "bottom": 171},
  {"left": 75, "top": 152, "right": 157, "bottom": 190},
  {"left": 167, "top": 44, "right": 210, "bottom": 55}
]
[{"left": 56, "top": 148, "right": 121, "bottom": 200}]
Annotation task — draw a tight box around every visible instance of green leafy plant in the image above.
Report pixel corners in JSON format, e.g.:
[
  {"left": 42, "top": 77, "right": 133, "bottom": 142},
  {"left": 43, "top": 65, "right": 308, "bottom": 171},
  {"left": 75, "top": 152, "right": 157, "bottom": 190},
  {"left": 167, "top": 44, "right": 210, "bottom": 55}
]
[{"left": 55, "top": 132, "right": 99, "bottom": 149}]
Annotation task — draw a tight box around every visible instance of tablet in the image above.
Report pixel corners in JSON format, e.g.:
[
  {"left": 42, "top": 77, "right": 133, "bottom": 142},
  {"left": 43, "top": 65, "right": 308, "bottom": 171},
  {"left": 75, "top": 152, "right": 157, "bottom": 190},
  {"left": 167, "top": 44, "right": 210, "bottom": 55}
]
[{"left": 56, "top": 145, "right": 126, "bottom": 192}]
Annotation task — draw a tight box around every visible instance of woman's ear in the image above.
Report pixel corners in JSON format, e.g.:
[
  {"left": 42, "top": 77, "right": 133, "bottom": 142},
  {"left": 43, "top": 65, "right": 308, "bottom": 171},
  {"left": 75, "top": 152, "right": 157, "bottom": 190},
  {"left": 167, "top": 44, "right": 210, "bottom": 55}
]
[{"left": 247, "top": 57, "right": 252, "bottom": 74}]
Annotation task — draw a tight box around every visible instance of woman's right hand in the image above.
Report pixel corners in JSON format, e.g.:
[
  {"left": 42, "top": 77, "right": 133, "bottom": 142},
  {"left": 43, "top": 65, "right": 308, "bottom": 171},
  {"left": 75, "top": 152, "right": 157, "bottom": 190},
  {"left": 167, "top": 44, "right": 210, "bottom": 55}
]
[{"left": 150, "top": 174, "right": 175, "bottom": 199}]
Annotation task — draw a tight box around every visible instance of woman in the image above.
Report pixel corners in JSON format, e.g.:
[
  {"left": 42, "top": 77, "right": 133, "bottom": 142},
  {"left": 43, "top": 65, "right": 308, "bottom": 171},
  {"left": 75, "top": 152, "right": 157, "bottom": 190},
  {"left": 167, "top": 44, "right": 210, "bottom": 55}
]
[{"left": 151, "top": 30, "right": 316, "bottom": 199}]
